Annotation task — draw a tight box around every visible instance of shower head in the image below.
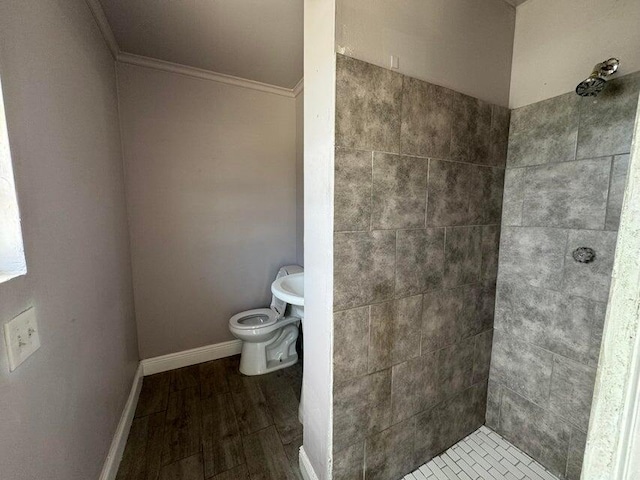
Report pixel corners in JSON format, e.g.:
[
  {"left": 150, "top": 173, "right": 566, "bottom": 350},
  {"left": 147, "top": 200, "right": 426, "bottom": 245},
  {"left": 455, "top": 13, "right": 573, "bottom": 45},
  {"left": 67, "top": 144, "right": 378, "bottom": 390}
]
[{"left": 576, "top": 58, "right": 620, "bottom": 97}]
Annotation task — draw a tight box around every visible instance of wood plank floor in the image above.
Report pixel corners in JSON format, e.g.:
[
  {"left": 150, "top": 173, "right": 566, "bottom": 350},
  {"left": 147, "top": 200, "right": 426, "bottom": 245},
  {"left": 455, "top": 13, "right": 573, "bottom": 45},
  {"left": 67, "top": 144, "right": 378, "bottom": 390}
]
[{"left": 116, "top": 356, "right": 303, "bottom": 480}]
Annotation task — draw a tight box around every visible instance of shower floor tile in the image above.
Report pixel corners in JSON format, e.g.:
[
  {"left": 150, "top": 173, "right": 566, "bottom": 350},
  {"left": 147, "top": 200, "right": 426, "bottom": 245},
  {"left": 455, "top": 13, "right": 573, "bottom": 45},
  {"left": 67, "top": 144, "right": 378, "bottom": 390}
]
[{"left": 404, "top": 426, "right": 560, "bottom": 480}]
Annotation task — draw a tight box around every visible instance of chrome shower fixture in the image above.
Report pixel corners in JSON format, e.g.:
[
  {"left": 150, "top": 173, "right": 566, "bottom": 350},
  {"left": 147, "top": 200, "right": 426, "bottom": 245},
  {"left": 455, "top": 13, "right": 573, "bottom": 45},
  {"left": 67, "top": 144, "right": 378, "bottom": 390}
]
[{"left": 576, "top": 58, "right": 620, "bottom": 97}]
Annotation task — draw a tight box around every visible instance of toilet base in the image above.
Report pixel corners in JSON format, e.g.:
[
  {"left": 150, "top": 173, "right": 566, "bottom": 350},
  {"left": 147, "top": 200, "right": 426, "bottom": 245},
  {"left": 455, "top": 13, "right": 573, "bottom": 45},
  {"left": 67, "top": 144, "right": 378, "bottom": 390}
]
[{"left": 238, "top": 322, "right": 300, "bottom": 376}]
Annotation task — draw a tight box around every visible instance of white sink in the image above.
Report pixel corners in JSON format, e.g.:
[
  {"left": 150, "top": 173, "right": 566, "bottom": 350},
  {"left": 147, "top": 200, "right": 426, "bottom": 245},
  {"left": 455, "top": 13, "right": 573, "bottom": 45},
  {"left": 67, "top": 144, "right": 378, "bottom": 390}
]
[{"left": 271, "top": 272, "right": 304, "bottom": 306}]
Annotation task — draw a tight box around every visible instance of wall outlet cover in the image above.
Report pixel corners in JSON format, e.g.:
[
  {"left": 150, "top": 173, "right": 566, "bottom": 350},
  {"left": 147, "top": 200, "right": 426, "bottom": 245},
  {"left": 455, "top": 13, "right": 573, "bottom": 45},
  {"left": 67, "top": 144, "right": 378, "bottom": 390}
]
[{"left": 3, "top": 307, "right": 40, "bottom": 372}]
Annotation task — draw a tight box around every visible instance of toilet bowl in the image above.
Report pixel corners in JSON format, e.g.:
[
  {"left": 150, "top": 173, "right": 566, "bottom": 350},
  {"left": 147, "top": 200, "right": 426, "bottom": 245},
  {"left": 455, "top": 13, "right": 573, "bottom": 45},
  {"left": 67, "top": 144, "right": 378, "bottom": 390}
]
[{"left": 228, "top": 265, "right": 303, "bottom": 376}]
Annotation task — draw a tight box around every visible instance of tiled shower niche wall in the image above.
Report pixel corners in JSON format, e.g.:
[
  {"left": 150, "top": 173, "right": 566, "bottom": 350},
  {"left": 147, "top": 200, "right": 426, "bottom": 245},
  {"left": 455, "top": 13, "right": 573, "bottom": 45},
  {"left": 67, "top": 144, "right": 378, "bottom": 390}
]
[
  {"left": 488, "top": 72, "right": 640, "bottom": 479},
  {"left": 331, "top": 54, "right": 509, "bottom": 480}
]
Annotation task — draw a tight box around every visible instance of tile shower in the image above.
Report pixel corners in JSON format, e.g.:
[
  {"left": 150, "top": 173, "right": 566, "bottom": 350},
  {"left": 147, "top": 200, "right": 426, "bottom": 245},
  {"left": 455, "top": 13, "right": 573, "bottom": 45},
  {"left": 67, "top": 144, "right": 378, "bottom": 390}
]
[{"left": 330, "top": 53, "right": 640, "bottom": 480}]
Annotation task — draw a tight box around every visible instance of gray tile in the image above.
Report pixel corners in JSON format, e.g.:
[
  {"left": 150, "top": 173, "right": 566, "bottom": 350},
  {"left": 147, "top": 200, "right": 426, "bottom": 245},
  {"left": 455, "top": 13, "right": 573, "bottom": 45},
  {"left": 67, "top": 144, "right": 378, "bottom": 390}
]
[
  {"left": 490, "top": 331, "right": 553, "bottom": 406},
  {"left": 577, "top": 71, "right": 640, "bottom": 159},
  {"left": 334, "top": 307, "right": 369, "bottom": 383},
  {"left": 334, "top": 148, "right": 372, "bottom": 232},
  {"left": 334, "top": 231, "right": 396, "bottom": 310},
  {"left": 372, "top": 153, "right": 428, "bottom": 229},
  {"left": 498, "top": 389, "right": 572, "bottom": 477},
  {"left": 485, "top": 380, "right": 503, "bottom": 429},
  {"left": 549, "top": 357, "right": 597, "bottom": 431},
  {"left": 333, "top": 442, "right": 364, "bottom": 480},
  {"left": 333, "top": 369, "right": 392, "bottom": 452},
  {"left": 605, "top": 154, "right": 630, "bottom": 230},
  {"left": 490, "top": 105, "right": 510, "bottom": 167},
  {"left": 391, "top": 351, "right": 440, "bottom": 424},
  {"left": 521, "top": 157, "right": 611, "bottom": 229},
  {"left": 365, "top": 418, "right": 416, "bottom": 480},
  {"left": 336, "top": 54, "right": 402, "bottom": 152},
  {"left": 444, "top": 226, "right": 482, "bottom": 288},
  {"left": 566, "top": 428, "right": 587, "bottom": 480},
  {"left": 473, "top": 330, "right": 493, "bottom": 384},
  {"left": 421, "top": 285, "right": 480, "bottom": 353},
  {"left": 562, "top": 229, "right": 617, "bottom": 302},
  {"left": 481, "top": 225, "right": 500, "bottom": 286},
  {"left": 400, "top": 76, "right": 453, "bottom": 158},
  {"left": 438, "top": 337, "right": 475, "bottom": 400},
  {"left": 369, "top": 296, "right": 421, "bottom": 372},
  {"left": 507, "top": 92, "right": 579, "bottom": 167},
  {"left": 588, "top": 303, "right": 608, "bottom": 367},
  {"left": 498, "top": 226, "right": 568, "bottom": 290},
  {"left": 451, "top": 92, "right": 492, "bottom": 165},
  {"left": 395, "top": 228, "right": 444, "bottom": 297},
  {"left": 482, "top": 167, "right": 505, "bottom": 224},
  {"left": 427, "top": 159, "right": 482, "bottom": 226},
  {"left": 502, "top": 168, "right": 526, "bottom": 226},
  {"left": 476, "top": 283, "right": 497, "bottom": 334},
  {"left": 495, "top": 282, "right": 604, "bottom": 363},
  {"left": 414, "top": 383, "right": 487, "bottom": 465}
]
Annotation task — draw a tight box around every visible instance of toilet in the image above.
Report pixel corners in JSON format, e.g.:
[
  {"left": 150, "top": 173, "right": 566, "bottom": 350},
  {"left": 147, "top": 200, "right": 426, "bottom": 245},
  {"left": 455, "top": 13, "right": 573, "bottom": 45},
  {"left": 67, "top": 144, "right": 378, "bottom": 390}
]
[{"left": 229, "top": 265, "right": 303, "bottom": 376}]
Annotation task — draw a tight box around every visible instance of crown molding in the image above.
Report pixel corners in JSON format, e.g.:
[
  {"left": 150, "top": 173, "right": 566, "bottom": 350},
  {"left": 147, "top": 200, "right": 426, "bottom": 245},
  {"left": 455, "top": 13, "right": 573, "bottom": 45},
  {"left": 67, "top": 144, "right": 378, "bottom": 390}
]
[
  {"left": 85, "top": 0, "right": 119, "bottom": 58},
  {"left": 118, "top": 52, "right": 299, "bottom": 98},
  {"left": 293, "top": 78, "right": 304, "bottom": 97}
]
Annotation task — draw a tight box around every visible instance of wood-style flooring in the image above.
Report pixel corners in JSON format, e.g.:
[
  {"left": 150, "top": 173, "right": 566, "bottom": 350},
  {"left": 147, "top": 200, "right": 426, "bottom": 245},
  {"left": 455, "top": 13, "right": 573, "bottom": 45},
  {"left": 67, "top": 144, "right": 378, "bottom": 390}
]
[{"left": 116, "top": 355, "right": 303, "bottom": 480}]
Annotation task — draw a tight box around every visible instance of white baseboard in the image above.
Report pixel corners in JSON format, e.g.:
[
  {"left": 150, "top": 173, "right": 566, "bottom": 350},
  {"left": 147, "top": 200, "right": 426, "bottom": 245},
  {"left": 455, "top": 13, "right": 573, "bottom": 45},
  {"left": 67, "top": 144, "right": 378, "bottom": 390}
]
[
  {"left": 299, "top": 446, "right": 320, "bottom": 480},
  {"left": 99, "top": 364, "right": 144, "bottom": 480},
  {"left": 140, "top": 339, "right": 242, "bottom": 376}
]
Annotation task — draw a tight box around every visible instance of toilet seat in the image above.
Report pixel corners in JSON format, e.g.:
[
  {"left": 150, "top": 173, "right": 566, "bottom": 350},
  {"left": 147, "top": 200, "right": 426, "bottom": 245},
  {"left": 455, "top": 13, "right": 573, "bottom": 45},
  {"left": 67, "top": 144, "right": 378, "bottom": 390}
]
[{"left": 229, "top": 308, "right": 278, "bottom": 330}]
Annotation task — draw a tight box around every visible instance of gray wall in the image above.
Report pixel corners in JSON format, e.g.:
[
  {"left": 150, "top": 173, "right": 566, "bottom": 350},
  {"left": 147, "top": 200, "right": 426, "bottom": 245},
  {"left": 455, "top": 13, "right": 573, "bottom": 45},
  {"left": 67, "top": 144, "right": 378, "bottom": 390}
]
[
  {"left": 331, "top": 55, "right": 509, "bottom": 480},
  {"left": 488, "top": 72, "right": 640, "bottom": 479},
  {"left": 0, "top": 1, "right": 139, "bottom": 479},
  {"left": 117, "top": 63, "right": 298, "bottom": 359}
]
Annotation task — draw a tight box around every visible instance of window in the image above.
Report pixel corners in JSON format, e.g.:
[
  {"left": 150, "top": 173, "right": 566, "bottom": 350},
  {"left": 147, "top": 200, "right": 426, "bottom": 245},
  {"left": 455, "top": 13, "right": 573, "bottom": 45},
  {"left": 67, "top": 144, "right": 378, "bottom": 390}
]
[{"left": 0, "top": 73, "right": 26, "bottom": 283}]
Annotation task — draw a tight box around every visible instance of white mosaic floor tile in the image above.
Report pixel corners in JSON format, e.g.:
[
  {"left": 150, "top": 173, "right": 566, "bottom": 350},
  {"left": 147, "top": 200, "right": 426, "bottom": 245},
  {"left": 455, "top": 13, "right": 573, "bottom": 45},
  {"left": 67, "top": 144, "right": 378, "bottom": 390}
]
[{"left": 404, "top": 426, "right": 560, "bottom": 480}]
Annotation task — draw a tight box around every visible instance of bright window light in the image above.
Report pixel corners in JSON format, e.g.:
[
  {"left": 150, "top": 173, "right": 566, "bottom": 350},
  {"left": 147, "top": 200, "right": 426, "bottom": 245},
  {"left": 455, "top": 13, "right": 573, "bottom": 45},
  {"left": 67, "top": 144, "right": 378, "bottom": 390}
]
[{"left": 0, "top": 74, "right": 26, "bottom": 283}]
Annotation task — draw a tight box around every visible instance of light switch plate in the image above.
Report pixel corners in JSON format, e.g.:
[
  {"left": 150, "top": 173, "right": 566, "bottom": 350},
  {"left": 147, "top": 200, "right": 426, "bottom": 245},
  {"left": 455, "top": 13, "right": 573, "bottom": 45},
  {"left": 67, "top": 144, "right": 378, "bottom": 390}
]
[{"left": 3, "top": 307, "right": 40, "bottom": 371}]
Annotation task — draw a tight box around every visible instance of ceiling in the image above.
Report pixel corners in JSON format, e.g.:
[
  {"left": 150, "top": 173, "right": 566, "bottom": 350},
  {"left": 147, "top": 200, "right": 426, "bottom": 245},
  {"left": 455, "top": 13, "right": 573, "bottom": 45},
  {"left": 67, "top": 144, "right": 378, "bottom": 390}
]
[{"left": 98, "top": 0, "right": 303, "bottom": 89}]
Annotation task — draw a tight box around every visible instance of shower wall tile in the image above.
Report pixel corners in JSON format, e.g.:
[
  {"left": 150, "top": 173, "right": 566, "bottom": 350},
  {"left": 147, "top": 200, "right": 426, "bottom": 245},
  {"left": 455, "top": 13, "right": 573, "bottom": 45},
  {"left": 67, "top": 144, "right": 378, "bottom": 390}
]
[
  {"left": 498, "top": 226, "right": 568, "bottom": 290},
  {"left": 365, "top": 418, "right": 416, "bottom": 480},
  {"left": 485, "top": 381, "right": 503, "bottom": 429},
  {"left": 371, "top": 153, "right": 428, "bottom": 229},
  {"left": 480, "top": 225, "right": 500, "bottom": 285},
  {"left": 482, "top": 167, "right": 505, "bottom": 224},
  {"left": 605, "top": 154, "right": 630, "bottom": 230},
  {"left": 426, "top": 159, "right": 479, "bottom": 226},
  {"left": 498, "top": 389, "right": 572, "bottom": 477},
  {"left": 473, "top": 329, "right": 493, "bottom": 384},
  {"left": 334, "top": 231, "right": 396, "bottom": 310},
  {"left": 577, "top": 72, "right": 640, "bottom": 159},
  {"left": 335, "top": 54, "right": 402, "bottom": 152},
  {"left": 495, "top": 283, "right": 603, "bottom": 364},
  {"left": 451, "top": 92, "right": 492, "bottom": 165},
  {"left": 333, "top": 442, "right": 364, "bottom": 480},
  {"left": 548, "top": 357, "right": 597, "bottom": 431},
  {"left": 501, "top": 168, "right": 526, "bottom": 225},
  {"left": 443, "top": 226, "right": 482, "bottom": 288},
  {"left": 421, "top": 285, "right": 480, "bottom": 353},
  {"left": 490, "top": 105, "right": 511, "bottom": 167},
  {"left": 521, "top": 157, "right": 611, "bottom": 229},
  {"left": 507, "top": 92, "right": 579, "bottom": 167},
  {"left": 588, "top": 306, "right": 607, "bottom": 367},
  {"left": 562, "top": 229, "right": 617, "bottom": 302},
  {"left": 438, "top": 337, "right": 475, "bottom": 399},
  {"left": 334, "top": 148, "right": 372, "bottom": 232},
  {"left": 333, "top": 369, "right": 392, "bottom": 453},
  {"left": 395, "top": 228, "right": 444, "bottom": 297},
  {"left": 566, "top": 429, "right": 587, "bottom": 480},
  {"left": 414, "top": 383, "right": 487, "bottom": 466},
  {"left": 391, "top": 352, "right": 440, "bottom": 424},
  {"left": 400, "top": 77, "right": 453, "bottom": 158},
  {"left": 490, "top": 331, "right": 554, "bottom": 406},
  {"left": 333, "top": 307, "right": 369, "bottom": 384},
  {"left": 369, "top": 296, "right": 422, "bottom": 373}
]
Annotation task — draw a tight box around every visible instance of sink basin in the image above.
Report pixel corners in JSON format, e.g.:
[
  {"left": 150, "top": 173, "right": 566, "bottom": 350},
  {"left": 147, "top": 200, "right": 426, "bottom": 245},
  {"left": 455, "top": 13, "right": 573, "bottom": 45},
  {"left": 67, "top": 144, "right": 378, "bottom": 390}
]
[{"left": 271, "top": 272, "right": 304, "bottom": 306}]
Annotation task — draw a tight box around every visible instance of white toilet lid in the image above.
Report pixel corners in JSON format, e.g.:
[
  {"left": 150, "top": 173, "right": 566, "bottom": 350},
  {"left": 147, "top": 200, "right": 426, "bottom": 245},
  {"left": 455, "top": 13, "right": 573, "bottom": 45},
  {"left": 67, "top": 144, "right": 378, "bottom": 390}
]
[{"left": 229, "top": 308, "right": 278, "bottom": 330}]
